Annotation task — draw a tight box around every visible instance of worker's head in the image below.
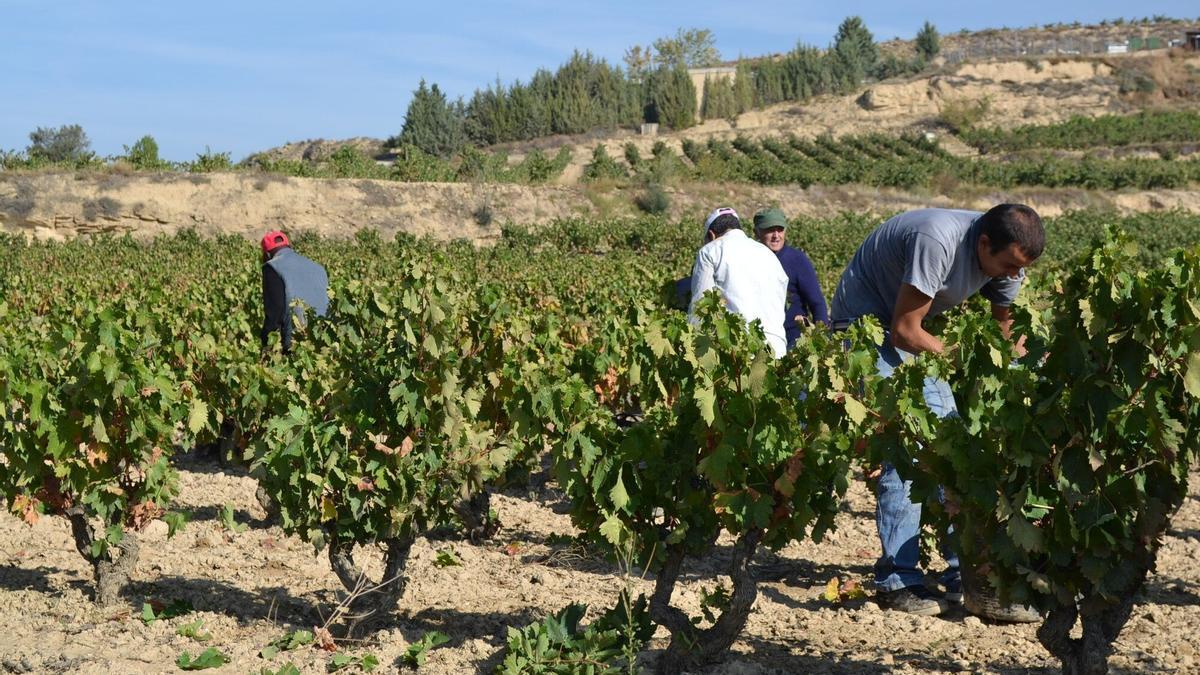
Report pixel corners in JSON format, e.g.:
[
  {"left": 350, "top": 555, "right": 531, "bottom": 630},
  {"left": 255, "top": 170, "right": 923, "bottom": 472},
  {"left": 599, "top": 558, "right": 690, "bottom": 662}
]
[
  {"left": 753, "top": 207, "right": 787, "bottom": 253},
  {"left": 261, "top": 230, "right": 290, "bottom": 261},
  {"left": 703, "top": 207, "right": 741, "bottom": 244},
  {"left": 975, "top": 204, "right": 1044, "bottom": 279}
]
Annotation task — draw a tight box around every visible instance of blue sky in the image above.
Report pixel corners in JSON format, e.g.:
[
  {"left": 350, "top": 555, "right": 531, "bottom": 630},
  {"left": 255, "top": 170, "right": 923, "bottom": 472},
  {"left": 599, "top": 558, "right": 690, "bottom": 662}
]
[{"left": 3, "top": 1, "right": 1196, "bottom": 161}]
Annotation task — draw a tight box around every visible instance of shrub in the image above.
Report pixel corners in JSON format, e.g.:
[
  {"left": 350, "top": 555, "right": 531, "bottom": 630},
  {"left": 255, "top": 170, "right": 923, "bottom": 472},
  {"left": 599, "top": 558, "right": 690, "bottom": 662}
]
[
  {"left": 582, "top": 145, "right": 626, "bottom": 181},
  {"left": 634, "top": 183, "right": 670, "bottom": 214},
  {"left": 328, "top": 145, "right": 384, "bottom": 179},
  {"left": 124, "top": 135, "right": 165, "bottom": 170},
  {"left": 520, "top": 149, "right": 555, "bottom": 184},
  {"left": 27, "top": 124, "right": 93, "bottom": 163},
  {"left": 915, "top": 21, "right": 940, "bottom": 61},
  {"left": 940, "top": 96, "right": 991, "bottom": 133},
  {"left": 189, "top": 147, "right": 233, "bottom": 173},
  {"left": 473, "top": 202, "right": 494, "bottom": 226},
  {"left": 623, "top": 142, "right": 642, "bottom": 170}
]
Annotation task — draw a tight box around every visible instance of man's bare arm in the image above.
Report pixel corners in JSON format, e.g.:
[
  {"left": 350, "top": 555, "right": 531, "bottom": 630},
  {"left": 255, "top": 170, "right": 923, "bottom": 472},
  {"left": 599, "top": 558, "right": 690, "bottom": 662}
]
[
  {"left": 891, "top": 284, "right": 943, "bottom": 354},
  {"left": 991, "top": 304, "right": 1027, "bottom": 357}
]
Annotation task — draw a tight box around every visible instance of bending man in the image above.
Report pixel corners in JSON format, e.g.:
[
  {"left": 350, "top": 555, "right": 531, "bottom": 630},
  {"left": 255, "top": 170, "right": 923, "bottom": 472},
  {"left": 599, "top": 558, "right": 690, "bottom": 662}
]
[
  {"left": 830, "top": 205, "right": 1044, "bottom": 617},
  {"left": 260, "top": 230, "right": 329, "bottom": 353}
]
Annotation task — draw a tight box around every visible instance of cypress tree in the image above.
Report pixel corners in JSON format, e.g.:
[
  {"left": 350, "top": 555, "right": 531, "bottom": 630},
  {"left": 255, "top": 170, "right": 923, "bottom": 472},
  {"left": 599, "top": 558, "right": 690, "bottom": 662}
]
[
  {"left": 396, "top": 80, "right": 467, "bottom": 158},
  {"left": 644, "top": 65, "right": 696, "bottom": 131},
  {"left": 832, "top": 16, "right": 878, "bottom": 86},
  {"left": 915, "top": 21, "right": 940, "bottom": 61}
]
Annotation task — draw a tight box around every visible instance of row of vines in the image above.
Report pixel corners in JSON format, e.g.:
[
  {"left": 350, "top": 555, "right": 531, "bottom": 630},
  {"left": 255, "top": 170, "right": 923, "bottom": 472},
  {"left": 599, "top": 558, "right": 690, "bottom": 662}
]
[{"left": 2, "top": 212, "right": 1200, "bottom": 673}]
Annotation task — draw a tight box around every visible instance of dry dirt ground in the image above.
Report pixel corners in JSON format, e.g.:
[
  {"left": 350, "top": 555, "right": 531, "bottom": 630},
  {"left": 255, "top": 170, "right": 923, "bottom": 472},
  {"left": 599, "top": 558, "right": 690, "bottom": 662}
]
[{"left": 1, "top": 457, "right": 1197, "bottom": 674}]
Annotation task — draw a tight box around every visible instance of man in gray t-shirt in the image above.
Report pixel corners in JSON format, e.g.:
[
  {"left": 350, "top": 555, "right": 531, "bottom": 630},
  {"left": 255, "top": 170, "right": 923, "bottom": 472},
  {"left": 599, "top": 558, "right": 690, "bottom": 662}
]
[{"left": 832, "top": 205, "right": 1045, "bottom": 617}]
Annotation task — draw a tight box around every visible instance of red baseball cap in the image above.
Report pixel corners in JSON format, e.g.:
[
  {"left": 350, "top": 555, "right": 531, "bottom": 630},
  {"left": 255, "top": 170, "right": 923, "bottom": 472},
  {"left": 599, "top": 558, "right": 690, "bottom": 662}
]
[{"left": 261, "top": 230, "right": 290, "bottom": 254}]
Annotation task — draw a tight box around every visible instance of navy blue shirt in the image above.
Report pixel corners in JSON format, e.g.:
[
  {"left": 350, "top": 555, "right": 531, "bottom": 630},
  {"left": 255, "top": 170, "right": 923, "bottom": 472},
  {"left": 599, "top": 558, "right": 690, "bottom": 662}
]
[{"left": 775, "top": 245, "right": 828, "bottom": 346}]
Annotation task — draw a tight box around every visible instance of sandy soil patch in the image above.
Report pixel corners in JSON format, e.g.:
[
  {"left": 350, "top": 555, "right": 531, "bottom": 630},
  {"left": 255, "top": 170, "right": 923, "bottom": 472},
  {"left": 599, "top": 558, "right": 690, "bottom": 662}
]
[{"left": 1, "top": 458, "right": 1196, "bottom": 674}]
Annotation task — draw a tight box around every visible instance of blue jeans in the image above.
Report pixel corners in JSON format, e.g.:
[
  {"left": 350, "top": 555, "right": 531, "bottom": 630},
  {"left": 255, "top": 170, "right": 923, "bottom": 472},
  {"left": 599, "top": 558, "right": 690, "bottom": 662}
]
[{"left": 873, "top": 340, "right": 960, "bottom": 592}]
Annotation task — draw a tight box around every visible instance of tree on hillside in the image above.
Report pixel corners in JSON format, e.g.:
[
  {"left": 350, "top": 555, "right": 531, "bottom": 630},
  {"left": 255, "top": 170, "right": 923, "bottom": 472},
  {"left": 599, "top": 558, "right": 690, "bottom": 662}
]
[
  {"left": 652, "top": 28, "right": 721, "bottom": 69},
  {"left": 701, "top": 76, "right": 738, "bottom": 120},
  {"left": 915, "top": 21, "right": 941, "bottom": 61},
  {"left": 733, "top": 62, "right": 756, "bottom": 112},
  {"left": 27, "top": 124, "right": 93, "bottom": 163},
  {"left": 624, "top": 45, "right": 653, "bottom": 79},
  {"left": 644, "top": 65, "right": 696, "bottom": 130},
  {"left": 123, "top": 135, "right": 163, "bottom": 170},
  {"left": 394, "top": 80, "right": 467, "bottom": 158},
  {"left": 832, "top": 16, "right": 878, "bottom": 85}
]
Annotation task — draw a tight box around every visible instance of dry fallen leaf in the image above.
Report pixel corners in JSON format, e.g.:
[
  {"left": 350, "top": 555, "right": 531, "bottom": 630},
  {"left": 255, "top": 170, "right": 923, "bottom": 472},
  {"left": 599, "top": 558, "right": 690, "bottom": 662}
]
[
  {"left": 314, "top": 625, "right": 337, "bottom": 652},
  {"left": 823, "top": 577, "right": 840, "bottom": 602}
]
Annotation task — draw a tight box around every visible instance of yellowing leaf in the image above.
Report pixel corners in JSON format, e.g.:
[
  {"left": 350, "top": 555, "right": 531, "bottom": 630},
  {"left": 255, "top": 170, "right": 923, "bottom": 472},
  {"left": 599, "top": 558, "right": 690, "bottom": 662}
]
[
  {"left": 609, "top": 467, "right": 630, "bottom": 512},
  {"left": 988, "top": 345, "right": 1003, "bottom": 367},
  {"left": 187, "top": 398, "right": 208, "bottom": 435},
  {"left": 823, "top": 577, "right": 840, "bottom": 602},
  {"left": 91, "top": 415, "right": 110, "bottom": 444},
  {"left": 320, "top": 496, "right": 337, "bottom": 522},
  {"left": 1184, "top": 352, "right": 1200, "bottom": 399},
  {"left": 695, "top": 383, "right": 716, "bottom": 425},
  {"left": 599, "top": 512, "right": 625, "bottom": 547},
  {"left": 842, "top": 395, "right": 867, "bottom": 426}
]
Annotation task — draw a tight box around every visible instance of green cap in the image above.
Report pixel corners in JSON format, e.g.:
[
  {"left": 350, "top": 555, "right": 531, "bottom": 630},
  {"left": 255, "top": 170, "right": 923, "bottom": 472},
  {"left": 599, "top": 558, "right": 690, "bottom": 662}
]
[{"left": 753, "top": 207, "right": 787, "bottom": 230}]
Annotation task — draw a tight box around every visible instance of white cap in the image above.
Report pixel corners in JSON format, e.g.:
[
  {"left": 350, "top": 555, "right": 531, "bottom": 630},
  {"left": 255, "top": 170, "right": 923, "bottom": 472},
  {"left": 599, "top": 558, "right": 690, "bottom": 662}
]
[{"left": 703, "top": 206, "right": 740, "bottom": 242}]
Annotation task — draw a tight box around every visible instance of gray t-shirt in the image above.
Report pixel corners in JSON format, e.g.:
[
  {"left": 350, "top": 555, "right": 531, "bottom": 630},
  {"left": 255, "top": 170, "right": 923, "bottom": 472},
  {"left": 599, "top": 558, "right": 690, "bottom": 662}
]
[{"left": 830, "top": 208, "right": 1024, "bottom": 325}]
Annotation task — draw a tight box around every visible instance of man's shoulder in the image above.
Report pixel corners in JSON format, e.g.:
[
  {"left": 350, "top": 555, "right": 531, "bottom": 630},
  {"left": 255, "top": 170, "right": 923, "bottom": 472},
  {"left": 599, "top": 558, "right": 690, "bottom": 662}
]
[
  {"left": 776, "top": 245, "right": 810, "bottom": 263},
  {"left": 900, "top": 208, "right": 981, "bottom": 238}
]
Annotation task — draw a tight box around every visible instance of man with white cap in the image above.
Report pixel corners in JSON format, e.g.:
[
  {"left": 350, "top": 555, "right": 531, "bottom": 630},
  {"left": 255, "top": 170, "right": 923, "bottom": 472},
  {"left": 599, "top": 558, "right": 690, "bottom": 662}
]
[{"left": 688, "top": 207, "right": 788, "bottom": 358}]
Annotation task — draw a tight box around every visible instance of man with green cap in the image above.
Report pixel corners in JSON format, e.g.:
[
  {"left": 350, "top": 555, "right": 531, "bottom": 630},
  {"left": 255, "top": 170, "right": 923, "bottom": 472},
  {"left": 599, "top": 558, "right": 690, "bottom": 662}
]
[{"left": 753, "top": 208, "right": 828, "bottom": 348}]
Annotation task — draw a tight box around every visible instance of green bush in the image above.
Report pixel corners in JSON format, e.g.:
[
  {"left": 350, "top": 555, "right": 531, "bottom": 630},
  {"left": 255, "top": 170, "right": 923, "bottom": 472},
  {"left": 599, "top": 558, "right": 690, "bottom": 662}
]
[
  {"left": 124, "top": 135, "right": 165, "bottom": 171},
  {"left": 939, "top": 97, "right": 991, "bottom": 133},
  {"left": 635, "top": 183, "right": 670, "bottom": 214},
  {"left": 623, "top": 142, "right": 642, "bottom": 170},
  {"left": 582, "top": 145, "right": 626, "bottom": 181},
  {"left": 189, "top": 147, "right": 233, "bottom": 173},
  {"left": 27, "top": 124, "right": 94, "bottom": 163}
]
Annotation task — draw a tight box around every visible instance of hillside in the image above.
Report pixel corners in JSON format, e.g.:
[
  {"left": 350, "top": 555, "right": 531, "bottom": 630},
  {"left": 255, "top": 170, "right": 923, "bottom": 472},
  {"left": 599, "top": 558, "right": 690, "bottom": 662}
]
[{"left": 2, "top": 50, "right": 1200, "bottom": 242}]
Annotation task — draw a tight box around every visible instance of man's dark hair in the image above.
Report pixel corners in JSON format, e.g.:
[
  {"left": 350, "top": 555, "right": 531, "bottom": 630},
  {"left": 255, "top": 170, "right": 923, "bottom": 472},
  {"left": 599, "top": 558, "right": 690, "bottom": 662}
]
[
  {"left": 707, "top": 214, "right": 741, "bottom": 238},
  {"left": 977, "top": 204, "right": 1044, "bottom": 259}
]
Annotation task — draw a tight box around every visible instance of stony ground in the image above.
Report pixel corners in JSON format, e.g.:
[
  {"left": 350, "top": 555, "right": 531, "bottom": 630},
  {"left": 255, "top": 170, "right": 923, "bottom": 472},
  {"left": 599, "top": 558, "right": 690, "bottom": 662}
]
[{"left": 1, "top": 457, "right": 1197, "bottom": 674}]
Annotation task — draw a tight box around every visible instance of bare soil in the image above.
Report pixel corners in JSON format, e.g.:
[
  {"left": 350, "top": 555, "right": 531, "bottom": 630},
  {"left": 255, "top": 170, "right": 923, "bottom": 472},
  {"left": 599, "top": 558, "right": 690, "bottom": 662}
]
[{"left": 1, "top": 457, "right": 1197, "bottom": 674}]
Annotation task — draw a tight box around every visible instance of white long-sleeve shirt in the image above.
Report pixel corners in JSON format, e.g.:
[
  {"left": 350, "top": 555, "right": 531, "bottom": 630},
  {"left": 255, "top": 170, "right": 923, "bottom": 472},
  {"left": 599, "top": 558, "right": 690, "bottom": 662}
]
[{"left": 688, "top": 229, "right": 789, "bottom": 358}]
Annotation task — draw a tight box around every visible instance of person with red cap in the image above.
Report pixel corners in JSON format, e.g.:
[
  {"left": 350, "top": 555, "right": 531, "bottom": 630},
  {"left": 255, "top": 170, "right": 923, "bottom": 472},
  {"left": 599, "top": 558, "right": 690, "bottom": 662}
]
[{"left": 260, "top": 230, "right": 329, "bottom": 352}]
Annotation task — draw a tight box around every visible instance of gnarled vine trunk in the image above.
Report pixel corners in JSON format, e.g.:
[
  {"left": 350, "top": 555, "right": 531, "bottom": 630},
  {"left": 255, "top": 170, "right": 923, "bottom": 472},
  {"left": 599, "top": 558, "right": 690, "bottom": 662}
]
[
  {"left": 650, "top": 528, "right": 762, "bottom": 675},
  {"left": 66, "top": 507, "right": 139, "bottom": 607},
  {"left": 327, "top": 535, "right": 413, "bottom": 635},
  {"left": 1036, "top": 562, "right": 1148, "bottom": 674},
  {"left": 453, "top": 489, "right": 499, "bottom": 542}
]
